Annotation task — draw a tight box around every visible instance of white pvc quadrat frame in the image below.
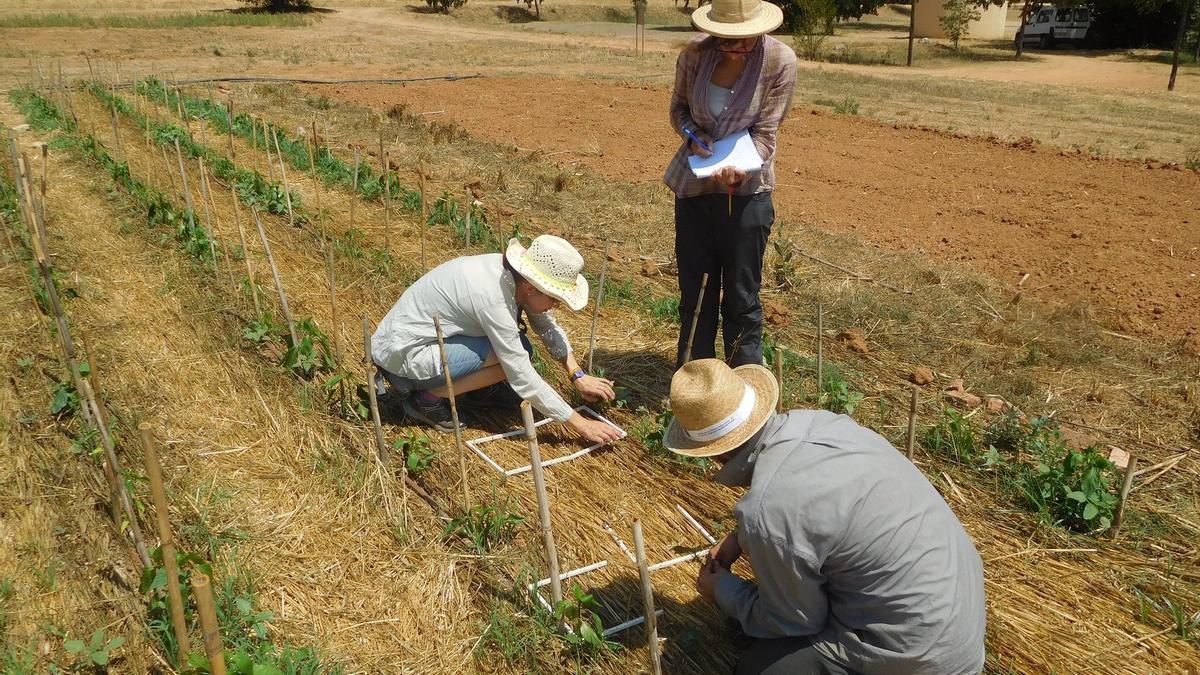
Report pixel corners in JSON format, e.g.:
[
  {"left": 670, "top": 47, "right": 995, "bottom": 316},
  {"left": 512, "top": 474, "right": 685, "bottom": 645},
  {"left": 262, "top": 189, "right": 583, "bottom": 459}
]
[{"left": 465, "top": 405, "right": 627, "bottom": 477}]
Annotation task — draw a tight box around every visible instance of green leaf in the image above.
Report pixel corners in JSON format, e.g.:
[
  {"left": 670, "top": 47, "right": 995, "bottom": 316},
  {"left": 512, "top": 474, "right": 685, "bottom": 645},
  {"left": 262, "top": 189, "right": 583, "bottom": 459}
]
[
  {"left": 235, "top": 596, "right": 253, "bottom": 615},
  {"left": 91, "top": 650, "right": 109, "bottom": 666},
  {"left": 1065, "top": 491, "right": 1087, "bottom": 503},
  {"left": 579, "top": 620, "right": 599, "bottom": 645},
  {"left": 1083, "top": 502, "right": 1099, "bottom": 521},
  {"left": 252, "top": 664, "right": 285, "bottom": 675},
  {"left": 106, "top": 636, "right": 125, "bottom": 650},
  {"left": 64, "top": 639, "right": 85, "bottom": 654}
]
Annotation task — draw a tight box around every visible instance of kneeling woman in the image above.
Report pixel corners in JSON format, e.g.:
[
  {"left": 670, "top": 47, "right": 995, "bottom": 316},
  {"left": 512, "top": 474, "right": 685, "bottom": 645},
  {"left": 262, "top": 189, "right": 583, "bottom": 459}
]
[{"left": 371, "top": 234, "right": 622, "bottom": 444}]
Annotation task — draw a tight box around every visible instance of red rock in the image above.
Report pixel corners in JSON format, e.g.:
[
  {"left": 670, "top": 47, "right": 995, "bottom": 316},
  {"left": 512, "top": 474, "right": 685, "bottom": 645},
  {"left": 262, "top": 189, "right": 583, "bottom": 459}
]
[
  {"left": 945, "top": 389, "right": 982, "bottom": 408},
  {"left": 837, "top": 328, "right": 869, "bottom": 354},
  {"left": 986, "top": 397, "right": 1006, "bottom": 412},
  {"left": 762, "top": 299, "right": 791, "bottom": 326},
  {"left": 641, "top": 259, "right": 660, "bottom": 277},
  {"left": 945, "top": 379, "right": 965, "bottom": 393},
  {"left": 908, "top": 367, "right": 935, "bottom": 386}
]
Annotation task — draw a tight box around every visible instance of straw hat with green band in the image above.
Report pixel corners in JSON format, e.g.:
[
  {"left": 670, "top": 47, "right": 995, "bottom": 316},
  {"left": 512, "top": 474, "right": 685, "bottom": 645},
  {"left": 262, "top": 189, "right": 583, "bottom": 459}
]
[
  {"left": 504, "top": 235, "right": 590, "bottom": 311},
  {"left": 691, "top": 0, "right": 784, "bottom": 38},
  {"left": 665, "top": 359, "right": 779, "bottom": 457}
]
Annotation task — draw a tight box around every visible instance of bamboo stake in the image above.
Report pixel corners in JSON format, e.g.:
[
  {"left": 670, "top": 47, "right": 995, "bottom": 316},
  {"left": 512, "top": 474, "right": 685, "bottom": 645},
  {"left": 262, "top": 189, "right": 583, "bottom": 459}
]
[
  {"left": 906, "top": 386, "right": 919, "bottom": 460},
  {"left": 38, "top": 144, "right": 47, "bottom": 228},
  {"left": 464, "top": 190, "right": 472, "bottom": 249},
  {"left": 229, "top": 184, "right": 260, "bottom": 316},
  {"left": 251, "top": 207, "right": 297, "bottom": 347},
  {"left": 270, "top": 126, "right": 295, "bottom": 227},
  {"left": 418, "top": 166, "right": 427, "bottom": 270},
  {"left": 323, "top": 237, "right": 346, "bottom": 416},
  {"left": 139, "top": 424, "right": 191, "bottom": 663},
  {"left": 109, "top": 103, "right": 124, "bottom": 160},
  {"left": 633, "top": 520, "right": 663, "bottom": 675},
  {"left": 434, "top": 314, "right": 471, "bottom": 512},
  {"left": 225, "top": 98, "right": 235, "bottom": 162},
  {"left": 159, "top": 145, "right": 178, "bottom": 199},
  {"left": 683, "top": 272, "right": 710, "bottom": 364},
  {"left": 523, "top": 400, "right": 562, "bottom": 607},
  {"left": 586, "top": 238, "right": 609, "bottom": 375},
  {"left": 774, "top": 345, "right": 784, "bottom": 413},
  {"left": 1110, "top": 456, "right": 1138, "bottom": 539},
  {"left": 382, "top": 149, "right": 390, "bottom": 251},
  {"left": 349, "top": 148, "right": 359, "bottom": 229},
  {"left": 816, "top": 301, "right": 824, "bottom": 392},
  {"left": 191, "top": 573, "right": 227, "bottom": 675},
  {"left": 251, "top": 117, "right": 261, "bottom": 177},
  {"left": 196, "top": 157, "right": 219, "bottom": 274},
  {"left": 172, "top": 139, "right": 196, "bottom": 229},
  {"left": 262, "top": 119, "right": 275, "bottom": 184},
  {"left": 362, "top": 317, "right": 389, "bottom": 467},
  {"left": 308, "top": 115, "right": 320, "bottom": 215}
]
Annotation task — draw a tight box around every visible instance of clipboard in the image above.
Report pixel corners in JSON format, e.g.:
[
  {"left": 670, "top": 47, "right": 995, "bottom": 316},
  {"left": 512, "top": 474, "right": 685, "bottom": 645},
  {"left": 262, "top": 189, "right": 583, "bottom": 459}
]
[{"left": 687, "top": 130, "right": 763, "bottom": 179}]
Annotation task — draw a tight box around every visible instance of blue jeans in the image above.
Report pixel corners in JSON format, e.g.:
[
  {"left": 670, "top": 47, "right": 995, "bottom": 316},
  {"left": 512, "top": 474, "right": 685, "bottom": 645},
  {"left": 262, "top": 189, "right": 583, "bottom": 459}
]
[{"left": 377, "top": 334, "right": 531, "bottom": 393}]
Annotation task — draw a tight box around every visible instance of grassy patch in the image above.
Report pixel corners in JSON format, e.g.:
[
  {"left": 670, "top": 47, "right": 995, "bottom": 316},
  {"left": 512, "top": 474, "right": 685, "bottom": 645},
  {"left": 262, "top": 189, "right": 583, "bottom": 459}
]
[{"left": 0, "top": 12, "right": 315, "bottom": 29}]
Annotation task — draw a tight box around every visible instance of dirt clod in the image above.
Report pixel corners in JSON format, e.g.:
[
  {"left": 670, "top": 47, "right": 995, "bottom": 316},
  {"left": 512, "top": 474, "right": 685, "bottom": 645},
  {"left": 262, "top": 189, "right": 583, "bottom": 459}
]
[
  {"left": 909, "top": 366, "right": 936, "bottom": 386},
  {"left": 762, "top": 299, "right": 791, "bottom": 326},
  {"left": 641, "top": 259, "right": 660, "bottom": 277},
  {"left": 837, "top": 328, "right": 870, "bottom": 353}
]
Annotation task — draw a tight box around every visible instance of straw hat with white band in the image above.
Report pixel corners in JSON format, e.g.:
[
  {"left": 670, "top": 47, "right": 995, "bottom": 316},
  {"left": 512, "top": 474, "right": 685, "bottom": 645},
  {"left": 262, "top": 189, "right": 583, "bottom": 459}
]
[
  {"left": 504, "top": 235, "right": 590, "bottom": 312},
  {"left": 691, "top": 0, "right": 784, "bottom": 39},
  {"left": 665, "top": 359, "right": 779, "bottom": 457}
]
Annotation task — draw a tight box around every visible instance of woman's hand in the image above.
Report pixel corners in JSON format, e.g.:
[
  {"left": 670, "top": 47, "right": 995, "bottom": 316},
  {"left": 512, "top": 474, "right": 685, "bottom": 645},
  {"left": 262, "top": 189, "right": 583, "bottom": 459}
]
[
  {"left": 713, "top": 166, "right": 747, "bottom": 189},
  {"left": 689, "top": 129, "right": 715, "bottom": 158},
  {"left": 566, "top": 412, "right": 624, "bottom": 444},
  {"left": 573, "top": 374, "right": 616, "bottom": 403}
]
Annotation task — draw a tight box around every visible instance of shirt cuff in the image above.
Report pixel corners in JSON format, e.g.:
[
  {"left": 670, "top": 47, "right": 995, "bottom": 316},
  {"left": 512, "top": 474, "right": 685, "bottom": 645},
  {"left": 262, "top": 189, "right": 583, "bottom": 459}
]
[{"left": 713, "top": 572, "right": 753, "bottom": 620}]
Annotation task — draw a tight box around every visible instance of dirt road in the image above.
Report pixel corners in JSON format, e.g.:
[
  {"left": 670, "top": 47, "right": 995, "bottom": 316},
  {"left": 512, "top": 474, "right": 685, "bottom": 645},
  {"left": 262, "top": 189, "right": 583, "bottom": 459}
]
[{"left": 318, "top": 76, "right": 1200, "bottom": 345}]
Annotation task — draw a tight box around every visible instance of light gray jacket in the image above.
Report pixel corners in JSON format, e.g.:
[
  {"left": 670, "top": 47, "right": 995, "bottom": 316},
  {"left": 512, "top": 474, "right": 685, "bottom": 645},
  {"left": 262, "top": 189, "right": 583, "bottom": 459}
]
[{"left": 713, "top": 410, "right": 986, "bottom": 674}]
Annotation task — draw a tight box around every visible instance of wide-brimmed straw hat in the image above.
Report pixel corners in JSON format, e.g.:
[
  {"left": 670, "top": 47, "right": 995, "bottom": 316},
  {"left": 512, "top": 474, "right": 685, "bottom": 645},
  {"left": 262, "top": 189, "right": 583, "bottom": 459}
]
[
  {"left": 504, "top": 235, "right": 590, "bottom": 311},
  {"left": 691, "top": 0, "right": 784, "bottom": 39},
  {"left": 664, "top": 359, "right": 778, "bottom": 457}
]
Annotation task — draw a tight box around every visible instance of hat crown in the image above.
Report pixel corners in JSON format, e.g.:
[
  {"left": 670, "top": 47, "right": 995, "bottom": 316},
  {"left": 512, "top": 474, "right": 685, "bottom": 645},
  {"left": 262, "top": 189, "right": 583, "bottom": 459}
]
[
  {"left": 524, "top": 235, "right": 584, "bottom": 287},
  {"left": 670, "top": 359, "right": 748, "bottom": 432},
  {"left": 710, "top": 0, "right": 765, "bottom": 23}
]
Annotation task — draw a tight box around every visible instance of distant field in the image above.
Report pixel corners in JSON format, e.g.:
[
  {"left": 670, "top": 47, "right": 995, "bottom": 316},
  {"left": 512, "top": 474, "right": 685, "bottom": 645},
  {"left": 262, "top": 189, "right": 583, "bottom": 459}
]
[{"left": 0, "top": 12, "right": 316, "bottom": 29}]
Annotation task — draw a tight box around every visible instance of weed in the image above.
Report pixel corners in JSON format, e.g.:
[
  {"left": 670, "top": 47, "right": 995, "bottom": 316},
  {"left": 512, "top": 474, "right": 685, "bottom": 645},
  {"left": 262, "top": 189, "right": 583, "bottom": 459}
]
[
  {"left": 832, "top": 97, "right": 860, "bottom": 115},
  {"left": 443, "top": 500, "right": 524, "bottom": 554},
  {"left": 984, "top": 409, "right": 1025, "bottom": 451},
  {"left": 64, "top": 629, "right": 125, "bottom": 668},
  {"left": 634, "top": 407, "right": 712, "bottom": 472},
  {"left": 50, "top": 378, "right": 81, "bottom": 417},
  {"left": 34, "top": 561, "right": 59, "bottom": 591},
  {"left": 140, "top": 547, "right": 209, "bottom": 665},
  {"left": 645, "top": 296, "right": 680, "bottom": 323},
  {"left": 0, "top": 577, "right": 13, "bottom": 632},
  {"left": 394, "top": 432, "right": 437, "bottom": 475},
  {"left": 923, "top": 408, "right": 978, "bottom": 462},
  {"left": 1185, "top": 151, "right": 1200, "bottom": 171},
  {"left": 817, "top": 367, "right": 864, "bottom": 417}
]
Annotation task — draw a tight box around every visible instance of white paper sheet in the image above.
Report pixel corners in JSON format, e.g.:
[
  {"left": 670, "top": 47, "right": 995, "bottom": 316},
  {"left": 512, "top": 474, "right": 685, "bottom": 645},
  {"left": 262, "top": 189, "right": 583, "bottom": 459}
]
[{"left": 687, "top": 129, "right": 763, "bottom": 179}]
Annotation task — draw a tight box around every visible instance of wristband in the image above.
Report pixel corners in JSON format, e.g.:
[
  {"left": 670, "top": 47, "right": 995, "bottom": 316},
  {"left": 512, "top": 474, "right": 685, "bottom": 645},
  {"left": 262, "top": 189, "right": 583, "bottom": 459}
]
[{"left": 570, "top": 369, "right": 586, "bottom": 383}]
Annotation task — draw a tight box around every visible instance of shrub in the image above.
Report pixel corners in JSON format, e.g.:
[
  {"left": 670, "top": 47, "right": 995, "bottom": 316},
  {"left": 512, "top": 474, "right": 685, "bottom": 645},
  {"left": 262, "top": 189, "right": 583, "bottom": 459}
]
[
  {"left": 425, "top": 0, "right": 467, "bottom": 12},
  {"left": 1020, "top": 445, "right": 1119, "bottom": 532},
  {"left": 791, "top": 0, "right": 837, "bottom": 60},
  {"left": 939, "top": 0, "right": 981, "bottom": 50}
]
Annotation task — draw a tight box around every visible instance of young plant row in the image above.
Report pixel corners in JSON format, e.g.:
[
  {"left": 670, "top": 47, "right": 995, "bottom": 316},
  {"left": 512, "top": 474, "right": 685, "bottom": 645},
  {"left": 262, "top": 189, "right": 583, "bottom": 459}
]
[{"left": 89, "top": 83, "right": 298, "bottom": 219}]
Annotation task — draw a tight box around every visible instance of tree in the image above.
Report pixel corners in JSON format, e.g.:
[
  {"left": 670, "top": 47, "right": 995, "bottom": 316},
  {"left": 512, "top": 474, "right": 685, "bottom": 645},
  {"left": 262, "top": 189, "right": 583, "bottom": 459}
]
[
  {"left": 939, "top": 0, "right": 981, "bottom": 49},
  {"left": 237, "top": 0, "right": 312, "bottom": 11},
  {"left": 780, "top": 0, "right": 887, "bottom": 31},
  {"left": 1168, "top": 0, "right": 1197, "bottom": 90},
  {"left": 792, "top": 0, "right": 839, "bottom": 59}
]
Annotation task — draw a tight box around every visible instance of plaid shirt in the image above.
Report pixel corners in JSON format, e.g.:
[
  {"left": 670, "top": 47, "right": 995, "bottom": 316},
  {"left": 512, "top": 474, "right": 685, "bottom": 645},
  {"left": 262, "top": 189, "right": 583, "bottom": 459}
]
[{"left": 664, "top": 35, "right": 798, "bottom": 199}]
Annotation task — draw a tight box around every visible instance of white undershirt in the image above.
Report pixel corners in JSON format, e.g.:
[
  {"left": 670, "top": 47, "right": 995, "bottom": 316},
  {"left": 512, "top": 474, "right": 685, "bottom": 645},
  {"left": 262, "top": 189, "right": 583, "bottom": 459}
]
[{"left": 708, "top": 83, "right": 732, "bottom": 117}]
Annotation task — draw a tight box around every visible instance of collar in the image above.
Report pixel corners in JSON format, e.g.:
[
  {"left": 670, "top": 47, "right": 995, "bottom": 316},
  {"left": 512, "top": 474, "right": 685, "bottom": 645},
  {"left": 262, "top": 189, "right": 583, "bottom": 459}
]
[{"left": 713, "top": 410, "right": 820, "bottom": 487}]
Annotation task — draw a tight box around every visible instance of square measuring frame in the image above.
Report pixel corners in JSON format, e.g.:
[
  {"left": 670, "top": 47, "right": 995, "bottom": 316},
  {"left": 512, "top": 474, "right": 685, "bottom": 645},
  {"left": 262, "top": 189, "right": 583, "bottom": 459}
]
[{"left": 465, "top": 405, "right": 626, "bottom": 477}]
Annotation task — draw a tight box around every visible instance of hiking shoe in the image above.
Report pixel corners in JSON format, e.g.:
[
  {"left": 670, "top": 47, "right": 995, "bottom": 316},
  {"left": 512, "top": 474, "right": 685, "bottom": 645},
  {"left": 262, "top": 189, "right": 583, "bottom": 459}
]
[
  {"left": 402, "top": 394, "right": 470, "bottom": 432},
  {"left": 460, "top": 382, "right": 523, "bottom": 411}
]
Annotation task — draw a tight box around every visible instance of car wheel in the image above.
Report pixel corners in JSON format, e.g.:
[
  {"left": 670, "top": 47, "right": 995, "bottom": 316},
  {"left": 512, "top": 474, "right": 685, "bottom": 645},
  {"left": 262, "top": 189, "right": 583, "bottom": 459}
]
[{"left": 1047, "top": 29, "right": 1056, "bottom": 48}]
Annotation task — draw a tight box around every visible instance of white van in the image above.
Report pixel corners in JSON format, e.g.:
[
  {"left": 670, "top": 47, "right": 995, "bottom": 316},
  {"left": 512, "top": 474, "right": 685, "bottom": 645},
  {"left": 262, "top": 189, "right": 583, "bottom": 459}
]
[{"left": 1019, "top": 6, "right": 1091, "bottom": 48}]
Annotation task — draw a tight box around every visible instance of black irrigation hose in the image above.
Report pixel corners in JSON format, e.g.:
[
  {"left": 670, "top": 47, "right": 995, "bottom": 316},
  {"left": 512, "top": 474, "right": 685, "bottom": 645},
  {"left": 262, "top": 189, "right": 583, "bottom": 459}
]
[{"left": 110, "top": 73, "right": 484, "bottom": 89}]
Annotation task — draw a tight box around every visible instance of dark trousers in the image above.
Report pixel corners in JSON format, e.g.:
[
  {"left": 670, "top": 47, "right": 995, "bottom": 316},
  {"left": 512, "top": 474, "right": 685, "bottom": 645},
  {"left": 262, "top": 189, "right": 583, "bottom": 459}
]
[
  {"left": 675, "top": 191, "right": 774, "bottom": 368},
  {"left": 736, "top": 636, "right": 857, "bottom": 675}
]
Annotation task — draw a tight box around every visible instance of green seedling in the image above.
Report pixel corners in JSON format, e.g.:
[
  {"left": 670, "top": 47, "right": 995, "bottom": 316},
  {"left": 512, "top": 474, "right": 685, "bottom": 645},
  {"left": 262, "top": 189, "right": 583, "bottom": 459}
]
[
  {"left": 923, "top": 408, "right": 978, "bottom": 463},
  {"left": 554, "top": 584, "right": 621, "bottom": 656},
  {"left": 64, "top": 629, "right": 125, "bottom": 668},
  {"left": 394, "top": 432, "right": 437, "bottom": 475},
  {"left": 442, "top": 501, "right": 524, "bottom": 554}
]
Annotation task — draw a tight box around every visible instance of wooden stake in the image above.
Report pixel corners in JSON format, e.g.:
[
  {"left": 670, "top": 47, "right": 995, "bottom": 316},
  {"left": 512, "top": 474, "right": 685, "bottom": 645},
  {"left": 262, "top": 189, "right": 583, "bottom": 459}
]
[
  {"left": 225, "top": 98, "right": 235, "bottom": 162},
  {"left": 109, "top": 103, "right": 124, "bottom": 160},
  {"left": 172, "top": 138, "right": 196, "bottom": 229},
  {"left": 38, "top": 143, "right": 47, "bottom": 227},
  {"left": 270, "top": 127, "right": 295, "bottom": 227},
  {"left": 349, "top": 148, "right": 359, "bottom": 229},
  {"left": 323, "top": 236, "right": 346, "bottom": 417},
  {"left": 464, "top": 189, "right": 472, "bottom": 249},
  {"left": 196, "top": 157, "right": 219, "bottom": 274},
  {"left": 190, "top": 573, "right": 227, "bottom": 675},
  {"left": 308, "top": 114, "right": 321, "bottom": 215},
  {"left": 139, "top": 424, "right": 191, "bottom": 663},
  {"left": 418, "top": 167, "right": 427, "bottom": 269},
  {"left": 251, "top": 116, "right": 261, "bottom": 177},
  {"left": 251, "top": 207, "right": 297, "bottom": 347},
  {"left": 523, "top": 400, "right": 562, "bottom": 607},
  {"left": 816, "top": 301, "right": 824, "bottom": 392},
  {"left": 587, "top": 238, "right": 609, "bottom": 375},
  {"left": 632, "top": 520, "right": 663, "bottom": 675},
  {"left": 229, "top": 184, "right": 260, "bottom": 315},
  {"left": 159, "top": 145, "right": 178, "bottom": 199},
  {"left": 683, "top": 272, "right": 710, "bottom": 364},
  {"left": 774, "top": 344, "right": 784, "bottom": 413},
  {"left": 382, "top": 149, "right": 390, "bottom": 251},
  {"left": 906, "top": 386, "right": 919, "bottom": 459},
  {"left": 362, "top": 317, "right": 389, "bottom": 467},
  {"left": 1110, "top": 456, "right": 1138, "bottom": 538},
  {"left": 434, "top": 314, "right": 471, "bottom": 512},
  {"left": 262, "top": 119, "right": 275, "bottom": 184}
]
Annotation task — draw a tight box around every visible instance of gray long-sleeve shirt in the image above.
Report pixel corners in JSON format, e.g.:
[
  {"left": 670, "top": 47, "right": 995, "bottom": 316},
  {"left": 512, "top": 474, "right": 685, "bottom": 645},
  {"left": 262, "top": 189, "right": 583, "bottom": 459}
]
[
  {"left": 371, "top": 254, "right": 576, "bottom": 422},
  {"left": 713, "top": 410, "right": 986, "bottom": 674}
]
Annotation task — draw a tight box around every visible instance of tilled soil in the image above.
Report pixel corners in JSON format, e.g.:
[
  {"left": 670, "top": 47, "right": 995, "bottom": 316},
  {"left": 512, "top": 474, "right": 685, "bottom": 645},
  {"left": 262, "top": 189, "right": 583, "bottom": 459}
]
[{"left": 313, "top": 76, "right": 1200, "bottom": 348}]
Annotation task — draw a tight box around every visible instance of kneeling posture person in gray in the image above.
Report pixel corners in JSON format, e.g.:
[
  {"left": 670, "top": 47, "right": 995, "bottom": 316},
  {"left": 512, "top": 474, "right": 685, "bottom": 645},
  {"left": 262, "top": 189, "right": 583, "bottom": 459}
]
[
  {"left": 664, "top": 359, "right": 986, "bottom": 674},
  {"left": 371, "top": 234, "right": 621, "bottom": 444}
]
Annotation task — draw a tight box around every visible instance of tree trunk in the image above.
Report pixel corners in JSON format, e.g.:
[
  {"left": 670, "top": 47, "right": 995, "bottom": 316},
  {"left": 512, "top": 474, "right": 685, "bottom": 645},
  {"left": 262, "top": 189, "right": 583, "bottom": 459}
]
[
  {"left": 1015, "top": 0, "right": 1033, "bottom": 58},
  {"left": 907, "top": 0, "right": 918, "bottom": 66},
  {"left": 1168, "top": 0, "right": 1196, "bottom": 91}
]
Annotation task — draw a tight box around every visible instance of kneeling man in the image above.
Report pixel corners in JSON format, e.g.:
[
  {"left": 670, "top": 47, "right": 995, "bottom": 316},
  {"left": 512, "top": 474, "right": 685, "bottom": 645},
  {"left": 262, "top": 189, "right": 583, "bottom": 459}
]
[
  {"left": 372, "top": 234, "right": 621, "bottom": 445},
  {"left": 665, "top": 359, "right": 986, "bottom": 675}
]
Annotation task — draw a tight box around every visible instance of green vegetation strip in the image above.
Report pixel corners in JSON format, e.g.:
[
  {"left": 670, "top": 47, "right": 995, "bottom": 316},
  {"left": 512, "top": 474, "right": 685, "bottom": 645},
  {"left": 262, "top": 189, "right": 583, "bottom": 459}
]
[{"left": 0, "top": 12, "right": 314, "bottom": 29}]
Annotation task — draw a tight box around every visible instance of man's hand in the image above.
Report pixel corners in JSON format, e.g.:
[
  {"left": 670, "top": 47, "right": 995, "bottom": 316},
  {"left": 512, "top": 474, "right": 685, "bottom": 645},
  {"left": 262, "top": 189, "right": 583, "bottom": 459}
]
[
  {"left": 697, "top": 559, "right": 730, "bottom": 604},
  {"left": 566, "top": 412, "right": 624, "bottom": 445},
  {"left": 713, "top": 166, "right": 747, "bottom": 189},
  {"left": 573, "top": 374, "right": 615, "bottom": 403},
  {"left": 709, "top": 533, "right": 743, "bottom": 570},
  {"left": 689, "top": 129, "right": 715, "bottom": 158}
]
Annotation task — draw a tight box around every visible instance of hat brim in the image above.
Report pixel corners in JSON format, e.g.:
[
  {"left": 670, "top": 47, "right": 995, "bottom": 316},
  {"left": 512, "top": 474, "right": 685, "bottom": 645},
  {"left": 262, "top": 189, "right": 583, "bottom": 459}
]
[
  {"left": 691, "top": 2, "right": 783, "bottom": 38},
  {"left": 664, "top": 364, "right": 778, "bottom": 457},
  {"left": 505, "top": 238, "right": 589, "bottom": 311}
]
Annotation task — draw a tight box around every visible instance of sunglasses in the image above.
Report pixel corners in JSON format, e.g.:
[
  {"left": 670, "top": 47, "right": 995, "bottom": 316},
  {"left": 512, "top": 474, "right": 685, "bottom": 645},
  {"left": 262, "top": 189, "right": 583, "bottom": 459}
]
[{"left": 716, "top": 37, "right": 760, "bottom": 53}]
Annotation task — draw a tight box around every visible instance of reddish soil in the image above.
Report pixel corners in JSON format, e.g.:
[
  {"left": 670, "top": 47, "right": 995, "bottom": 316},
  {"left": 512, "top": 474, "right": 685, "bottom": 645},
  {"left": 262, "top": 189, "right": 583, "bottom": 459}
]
[{"left": 314, "top": 76, "right": 1200, "bottom": 343}]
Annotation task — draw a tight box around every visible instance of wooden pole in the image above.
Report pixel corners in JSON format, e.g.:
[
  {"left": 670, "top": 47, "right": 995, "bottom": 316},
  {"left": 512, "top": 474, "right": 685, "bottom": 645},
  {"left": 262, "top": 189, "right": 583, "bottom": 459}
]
[
  {"left": 139, "top": 424, "right": 192, "bottom": 663},
  {"left": 523, "top": 400, "right": 562, "bottom": 607},
  {"left": 905, "top": 386, "right": 919, "bottom": 459},
  {"left": 774, "top": 344, "right": 784, "bottom": 413},
  {"left": 251, "top": 117, "right": 262, "bottom": 177},
  {"left": 1110, "top": 456, "right": 1139, "bottom": 538},
  {"left": 816, "top": 301, "right": 824, "bottom": 392},
  {"left": 270, "top": 126, "right": 295, "bottom": 227},
  {"left": 108, "top": 103, "right": 124, "bottom": 160},
  {"left": 1168, "top": 0, "right": 1196, "bottom": 91},
  {"left": 251, "top": 207, "right": 298, "bottom": 347},
  {"left": 683, "top": 272, "right": 710, "bottom": 364},
  {"left": 190, "top": 573, "right": 227, "bottom": 675},
  {"left": 349, "top": 148, "right": 359, "bottom": 229},
  {"left": 632, "top": 520, "right": 663, "bottom": 675},
  {"left": 172, "top": 139, "right": 196, "bottom": 229},
  {"left": 382, "top": 149, "right": 390, "bottom": 251},
  {"left": 323, "top": 237, "right": 346, "bottom": 416},
  {"left": 464, "top": 189, "right": 472, "bottom": 248},
  {"left": 434, "top": 314, "right": 471, "bottom": 512},
  {"left": 38, "top": 143, "right": 48, "bottom": 227},
  {"left": 308, "top": 115, "right": 321, "bottom": 216},
  {"left": 418, "top": 167, "right": 428, "bottom": 270},
  {"left": 196, "top": 157, "right": 219, "bottom": 274},
  {"left": 906, "top": 0, "right": 917, "bottom": 66},
  {"left": 262, "top": 120, "right": 275, "bottom": 184},
  {"left": 159, "top": 146, "right": 178, "bottom": 198},
  {"left": 229, "top": 184, "right": 260, "bottom": 316},
  {"left": 225, "top": 98, "right": 235, "bottom": 162},
  {"left": 586, "top": 238, "right": 609, "bottom": 374},
  {"left": 361, "top": 317, "right": 389, "bottom": 467}
]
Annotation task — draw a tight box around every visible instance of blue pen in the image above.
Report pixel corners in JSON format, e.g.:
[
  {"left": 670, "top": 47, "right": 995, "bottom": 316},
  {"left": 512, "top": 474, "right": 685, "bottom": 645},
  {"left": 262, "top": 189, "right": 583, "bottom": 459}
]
[{"left": 681, "top": 126, "right": 712, "bottom": 153}]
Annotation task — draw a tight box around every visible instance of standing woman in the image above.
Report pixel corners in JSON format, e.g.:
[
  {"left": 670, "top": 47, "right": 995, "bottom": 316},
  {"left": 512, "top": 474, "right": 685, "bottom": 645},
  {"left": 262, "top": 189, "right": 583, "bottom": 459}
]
[{"left": 666, "top": 0, "right": 797, "bottom": 368}]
